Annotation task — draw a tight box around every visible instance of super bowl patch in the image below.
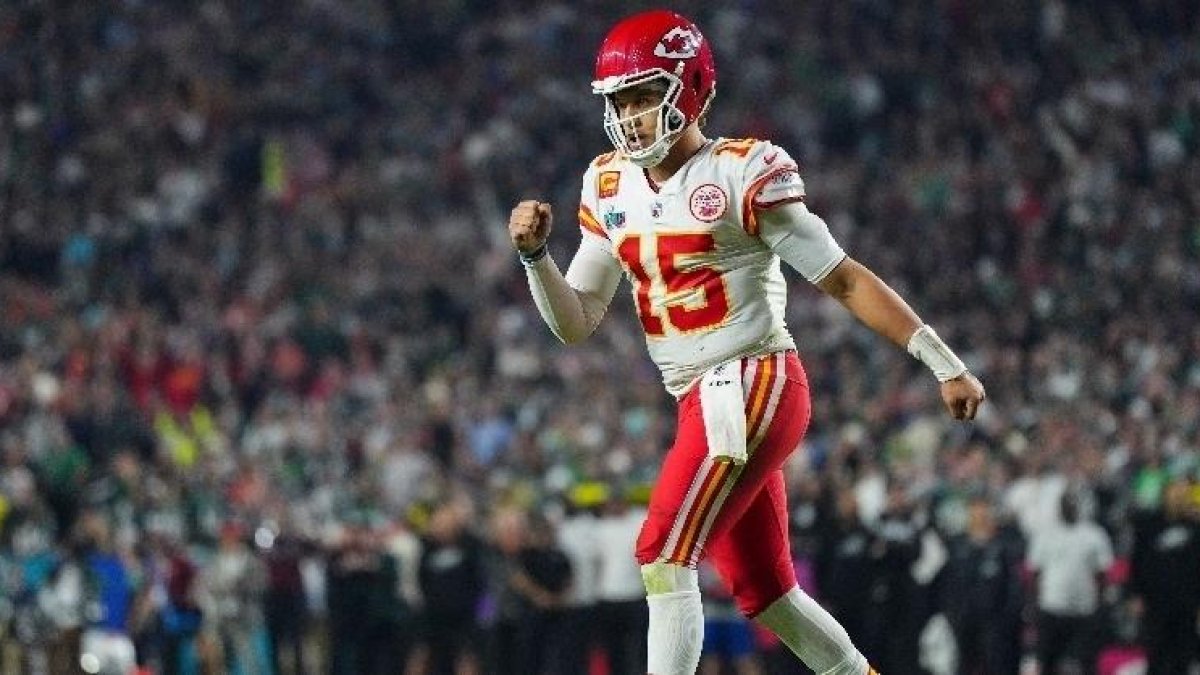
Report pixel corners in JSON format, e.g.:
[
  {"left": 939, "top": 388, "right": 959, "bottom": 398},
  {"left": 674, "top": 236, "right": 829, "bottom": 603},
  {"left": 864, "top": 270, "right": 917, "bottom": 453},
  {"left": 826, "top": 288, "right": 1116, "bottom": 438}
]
[
  {"left": 689, "top": 183, "right": 727, "bottom": 222},
  {"left": 603, "top": 207, "right": 626, "bottom": 230}
]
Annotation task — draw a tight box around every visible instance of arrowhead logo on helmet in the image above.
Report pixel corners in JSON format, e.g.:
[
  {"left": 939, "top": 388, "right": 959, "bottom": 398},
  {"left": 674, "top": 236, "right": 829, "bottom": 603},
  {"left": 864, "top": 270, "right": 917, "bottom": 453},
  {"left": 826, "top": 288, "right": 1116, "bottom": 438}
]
[{"left": 654, "top": 27, "right": 701, "bottom": 59}]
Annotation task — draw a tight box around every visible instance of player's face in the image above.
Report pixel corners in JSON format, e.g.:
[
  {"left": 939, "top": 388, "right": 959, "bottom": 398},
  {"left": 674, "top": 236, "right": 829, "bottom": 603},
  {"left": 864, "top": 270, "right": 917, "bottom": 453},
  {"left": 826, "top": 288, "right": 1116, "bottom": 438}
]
[{"left": 610, "top": 82, "right": 667, "bottom": 151}]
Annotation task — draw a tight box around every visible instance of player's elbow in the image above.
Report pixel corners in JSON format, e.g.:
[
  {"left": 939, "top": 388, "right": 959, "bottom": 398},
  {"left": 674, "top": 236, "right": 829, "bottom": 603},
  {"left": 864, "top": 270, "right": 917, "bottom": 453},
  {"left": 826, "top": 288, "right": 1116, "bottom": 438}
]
[
  {"left": 815, "top": 257, "right": 859, "bottom": 300},
  {"left": 556, "top": 299, "right": 604, "bottom": 344}
]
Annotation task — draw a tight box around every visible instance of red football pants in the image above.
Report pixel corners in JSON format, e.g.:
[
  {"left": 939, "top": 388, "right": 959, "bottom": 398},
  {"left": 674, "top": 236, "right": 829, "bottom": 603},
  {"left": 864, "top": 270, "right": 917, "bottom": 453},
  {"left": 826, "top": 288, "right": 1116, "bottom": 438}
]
[{"left": 635, "top": 350, "right": 811, "bottom": 618}]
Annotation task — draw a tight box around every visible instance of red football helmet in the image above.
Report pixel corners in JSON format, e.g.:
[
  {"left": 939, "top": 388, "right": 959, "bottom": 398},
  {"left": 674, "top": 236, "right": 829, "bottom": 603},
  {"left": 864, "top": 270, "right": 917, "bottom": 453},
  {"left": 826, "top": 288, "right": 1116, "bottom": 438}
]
[{"left": 592, "top": 10, "right": 717, "bottom": 168}]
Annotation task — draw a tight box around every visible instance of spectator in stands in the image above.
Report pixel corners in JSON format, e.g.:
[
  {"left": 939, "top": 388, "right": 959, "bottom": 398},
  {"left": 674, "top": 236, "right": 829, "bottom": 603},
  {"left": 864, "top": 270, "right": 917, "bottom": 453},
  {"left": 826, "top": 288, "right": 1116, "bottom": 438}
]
[
  {"left": 263, "top": 529, "right": 310, "bottom": 675},
  {"left": 699, "top": 559, "right": 763, "bottom": 675},
  {"left": 817, "top": 486, "right": 874, "bottom": 653},
  {"left": 1027, "top": 491, "right": 1114, "bottom": 674},
  {"left": 325, "top": 517, "right": 399, "bottom": 675},
  {"left": 0, "top": 1, "right": 1196, "bottom": 670},
  {"left": 863, "top": 485, "right": 923, "bottom": 673},
  {"left": 202, "top": 522, "right": 266, "bottom": 675},
  {"left": 553, "top": 484, "right": 603, "bottom": 675},
  {"left": 593, "top": 487, "right": 650, "bottom": 675},
  {"left": 939, "top": 496, "right": 1024, "bottom": 674},
  {"left": 418, "top": 499, "right": 486, "bottom": 675},
  {"left": 1129, "top": 479, "right": 1200, "bottom": 675}
]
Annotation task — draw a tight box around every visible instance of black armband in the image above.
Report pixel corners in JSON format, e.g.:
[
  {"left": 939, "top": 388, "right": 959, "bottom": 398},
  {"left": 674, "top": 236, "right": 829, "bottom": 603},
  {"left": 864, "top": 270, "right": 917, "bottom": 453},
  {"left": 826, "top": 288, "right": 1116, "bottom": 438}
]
[{"left": 519, "top": 244, "right": 548, "bottom": 266}]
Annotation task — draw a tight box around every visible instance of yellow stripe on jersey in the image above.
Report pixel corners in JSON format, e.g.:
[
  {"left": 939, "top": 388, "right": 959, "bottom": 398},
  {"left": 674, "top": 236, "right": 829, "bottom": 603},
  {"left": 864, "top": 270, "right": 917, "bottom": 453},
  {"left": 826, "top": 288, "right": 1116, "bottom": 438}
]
[{"left": 578, "top": 204, "right": 608, "bottom": 240}]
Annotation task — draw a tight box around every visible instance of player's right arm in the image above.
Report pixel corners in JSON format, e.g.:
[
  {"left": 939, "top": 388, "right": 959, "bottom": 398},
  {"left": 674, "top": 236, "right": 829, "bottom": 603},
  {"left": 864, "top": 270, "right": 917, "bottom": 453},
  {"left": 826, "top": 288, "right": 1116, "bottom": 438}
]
[
  {"left": 508, "top": 200, "right": 621, "bottom": 344},
  {"left": 740, "top": 141, "right": 985, "bottom": 421}
]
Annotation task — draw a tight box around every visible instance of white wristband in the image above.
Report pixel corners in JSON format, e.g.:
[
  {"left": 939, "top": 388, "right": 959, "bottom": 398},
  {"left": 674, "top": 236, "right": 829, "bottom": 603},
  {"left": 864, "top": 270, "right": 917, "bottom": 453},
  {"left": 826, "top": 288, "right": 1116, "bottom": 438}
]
[{"left": 906, "top": 325, "right": 967, "bottom": 382}]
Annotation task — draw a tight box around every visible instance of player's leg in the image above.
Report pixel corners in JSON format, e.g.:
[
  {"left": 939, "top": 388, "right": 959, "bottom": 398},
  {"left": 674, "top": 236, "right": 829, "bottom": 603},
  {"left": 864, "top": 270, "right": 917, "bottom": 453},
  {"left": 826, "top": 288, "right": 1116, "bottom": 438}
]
[
  {"left": 635, "top": 391, "right": 717, "bottom": 675},
  {"left": 701, "top": 352, "right": 875, "bottom": 675},
  {"left": 634, "top": 351, "right": 799, "bottom": 675},
  {"left": 705, "top": 476, "right": 873, "bottom": 675}
]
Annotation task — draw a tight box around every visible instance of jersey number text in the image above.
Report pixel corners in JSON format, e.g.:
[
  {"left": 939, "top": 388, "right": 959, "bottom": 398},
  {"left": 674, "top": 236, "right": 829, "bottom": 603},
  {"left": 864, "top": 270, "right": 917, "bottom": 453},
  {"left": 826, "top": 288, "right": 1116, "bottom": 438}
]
[{"left": 616, "top": 233, "right": 730, "bottom": 337}]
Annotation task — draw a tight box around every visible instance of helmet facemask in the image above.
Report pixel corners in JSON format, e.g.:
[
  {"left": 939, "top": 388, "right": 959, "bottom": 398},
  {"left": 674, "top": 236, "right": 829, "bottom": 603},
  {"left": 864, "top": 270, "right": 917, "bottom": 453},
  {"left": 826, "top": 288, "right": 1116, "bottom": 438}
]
[{"left": 595, "top": 72, "right": 686, "bottom": 169}]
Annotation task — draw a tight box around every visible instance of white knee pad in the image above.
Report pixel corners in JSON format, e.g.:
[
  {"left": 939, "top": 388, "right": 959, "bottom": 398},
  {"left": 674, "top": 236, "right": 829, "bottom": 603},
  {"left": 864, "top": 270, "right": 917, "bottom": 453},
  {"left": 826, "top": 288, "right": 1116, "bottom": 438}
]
[
  {"left": 640, "top": 560, "right": 699, "bottom": 596},
  {"left": 642, "top": 561, "right": 703, "bottom": 675}
]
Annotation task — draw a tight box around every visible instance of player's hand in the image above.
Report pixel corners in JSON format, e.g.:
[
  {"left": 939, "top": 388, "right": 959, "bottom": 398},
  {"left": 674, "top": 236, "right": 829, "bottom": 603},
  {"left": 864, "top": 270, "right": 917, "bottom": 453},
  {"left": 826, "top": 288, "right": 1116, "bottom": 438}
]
[
  {"left": 509, "top": 200, "right": 553, "bottom": 254},
  {"left": 941, "top": 371, "right": 985, "bottom": 421}
]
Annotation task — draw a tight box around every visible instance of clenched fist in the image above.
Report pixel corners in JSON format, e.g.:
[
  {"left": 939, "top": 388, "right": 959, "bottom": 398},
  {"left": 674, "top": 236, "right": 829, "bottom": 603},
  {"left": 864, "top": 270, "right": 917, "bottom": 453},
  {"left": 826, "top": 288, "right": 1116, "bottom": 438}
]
[
  {"left": 940, "top": 371, "right": 986, "bottom": 421},
  {"left": 509, "top": 200, "right": 553, "bottom": 254}
]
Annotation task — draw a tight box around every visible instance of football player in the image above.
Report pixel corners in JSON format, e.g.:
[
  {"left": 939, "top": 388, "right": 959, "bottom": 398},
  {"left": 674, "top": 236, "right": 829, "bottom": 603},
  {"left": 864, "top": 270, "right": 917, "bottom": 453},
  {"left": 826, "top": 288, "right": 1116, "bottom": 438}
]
[{"left": 508, "top": 9, "right": 985, "bottom": 675}]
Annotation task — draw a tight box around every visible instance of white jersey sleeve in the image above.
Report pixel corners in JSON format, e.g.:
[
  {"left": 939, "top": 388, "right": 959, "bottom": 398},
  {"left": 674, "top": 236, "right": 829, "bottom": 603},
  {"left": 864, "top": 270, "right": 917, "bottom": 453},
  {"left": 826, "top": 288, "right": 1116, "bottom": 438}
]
[
  {"left": 570, "top": 153, "right": 623, "bottom": 298},
  {"left": 740, "top": 142, "right": 846, "bottom": 283},
  {"left": 524, "top": 154, "right": 623, "bottom": 344},
  {"left": 757, "top": 201, "right": 846, "bottom": 283},
  {"left": 577, "top": 152, "right": 618, "bottom": 255},
  {"left": 564, "top": 238, "right": 622, "bottom": 307}
]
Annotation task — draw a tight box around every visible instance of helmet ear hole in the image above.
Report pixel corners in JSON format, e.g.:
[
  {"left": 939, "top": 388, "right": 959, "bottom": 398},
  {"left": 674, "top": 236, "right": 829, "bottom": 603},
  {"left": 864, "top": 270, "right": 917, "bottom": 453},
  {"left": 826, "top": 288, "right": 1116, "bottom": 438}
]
[{"left": 668, "top": 109, "right": 685, "bottom": 129}]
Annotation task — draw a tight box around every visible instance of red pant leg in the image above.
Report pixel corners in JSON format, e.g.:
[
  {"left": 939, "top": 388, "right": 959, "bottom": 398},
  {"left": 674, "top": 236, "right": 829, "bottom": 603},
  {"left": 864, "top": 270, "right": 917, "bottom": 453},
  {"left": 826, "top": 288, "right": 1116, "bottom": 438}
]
[
  {"left": 705, "top": 471, "right": 797, "bottom": 617},
  {"left": 635, "top": 351, "right": 810, "bottom": 578}
]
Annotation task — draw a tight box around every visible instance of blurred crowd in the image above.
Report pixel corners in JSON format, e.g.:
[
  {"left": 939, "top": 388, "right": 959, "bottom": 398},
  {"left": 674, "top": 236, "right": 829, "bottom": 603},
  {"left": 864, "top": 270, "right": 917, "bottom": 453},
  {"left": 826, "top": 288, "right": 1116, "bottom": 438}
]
[{"left": 1, "top": 0, "right": 1199, "bottom": 673}]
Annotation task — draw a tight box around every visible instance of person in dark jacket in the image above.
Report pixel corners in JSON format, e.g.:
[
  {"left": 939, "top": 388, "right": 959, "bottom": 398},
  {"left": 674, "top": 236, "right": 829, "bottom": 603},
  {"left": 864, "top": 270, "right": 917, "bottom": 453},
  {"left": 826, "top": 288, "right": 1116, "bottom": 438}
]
[
  {"left": 326, "top": 517, "right": 405, "bottom": 675},
  {"left": 1129, "top": 480, "right": 1200, "bottom": 675},
  {"left": 484, "top": 507, "right": 572, "bottom": 675},
  {"left": 939, "top": 495, "right": 1024, "bottom": 675},
  {"left": 862, "top": 487, "right": 922, "bottom": 673},
  {"left": 264, "top": 531, "right": 311, "bottom": 675},
  {"left": 816, "top": 486, "right": 875, "bottom": 651},
  {"left": 418, "top": 500, "right": 487, "bottom": 675}
]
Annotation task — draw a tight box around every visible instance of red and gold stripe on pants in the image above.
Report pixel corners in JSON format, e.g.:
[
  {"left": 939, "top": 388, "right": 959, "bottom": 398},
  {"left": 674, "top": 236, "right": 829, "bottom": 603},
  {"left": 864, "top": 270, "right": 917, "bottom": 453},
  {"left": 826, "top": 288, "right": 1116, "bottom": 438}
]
[{"left": 659, "top": 353, "right": 788, "bottom": 566}]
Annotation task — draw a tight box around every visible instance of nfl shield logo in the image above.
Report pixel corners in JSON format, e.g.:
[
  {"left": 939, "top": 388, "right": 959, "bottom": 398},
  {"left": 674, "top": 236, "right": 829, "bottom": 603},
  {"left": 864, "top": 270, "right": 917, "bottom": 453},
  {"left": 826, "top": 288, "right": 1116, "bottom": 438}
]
[{"left": 651, "top": 201, "right": 663, "bottom": 219}]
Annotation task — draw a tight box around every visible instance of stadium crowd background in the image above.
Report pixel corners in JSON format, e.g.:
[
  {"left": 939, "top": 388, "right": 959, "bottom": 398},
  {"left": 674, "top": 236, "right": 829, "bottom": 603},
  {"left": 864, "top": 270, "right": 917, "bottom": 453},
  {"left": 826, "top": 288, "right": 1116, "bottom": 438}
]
[{"left": 1, "top": 0, "right": 1198, "bottom": 673}]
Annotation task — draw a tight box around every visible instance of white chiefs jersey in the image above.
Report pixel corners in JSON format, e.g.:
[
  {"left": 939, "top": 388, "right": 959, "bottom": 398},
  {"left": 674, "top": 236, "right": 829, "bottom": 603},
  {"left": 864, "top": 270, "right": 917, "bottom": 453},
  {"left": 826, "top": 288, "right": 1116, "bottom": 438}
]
[{"left": 569, "top": 138, "right": 846, "bottom": 397}]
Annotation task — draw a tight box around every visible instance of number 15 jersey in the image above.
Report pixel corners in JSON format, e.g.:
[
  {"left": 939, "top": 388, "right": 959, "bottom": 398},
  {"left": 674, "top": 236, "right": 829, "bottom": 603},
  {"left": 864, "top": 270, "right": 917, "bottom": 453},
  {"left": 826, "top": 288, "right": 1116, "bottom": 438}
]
[{"left": 566, "top": 137, "right": 846, "bottom": 397}]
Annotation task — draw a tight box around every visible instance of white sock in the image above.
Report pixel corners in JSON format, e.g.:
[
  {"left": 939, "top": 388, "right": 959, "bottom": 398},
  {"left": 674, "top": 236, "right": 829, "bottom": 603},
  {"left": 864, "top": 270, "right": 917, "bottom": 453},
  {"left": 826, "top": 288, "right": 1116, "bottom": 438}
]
[
  {"left": 754, "top": 586, "right": 869, "bottom": 675},
  {"left": 646, "top": 589, "right": 704, "bottom": 675}
]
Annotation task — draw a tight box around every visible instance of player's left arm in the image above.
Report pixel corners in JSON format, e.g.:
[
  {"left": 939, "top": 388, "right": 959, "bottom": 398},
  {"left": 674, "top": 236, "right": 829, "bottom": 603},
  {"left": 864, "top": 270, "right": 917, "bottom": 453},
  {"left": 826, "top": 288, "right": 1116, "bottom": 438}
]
[
  {"left": 754, "top": 189, "right": 985, "bottom": 421},
  {"left": 815, "top": 254, "right": 984, "bottom": 420}
]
